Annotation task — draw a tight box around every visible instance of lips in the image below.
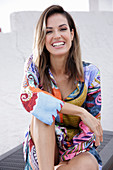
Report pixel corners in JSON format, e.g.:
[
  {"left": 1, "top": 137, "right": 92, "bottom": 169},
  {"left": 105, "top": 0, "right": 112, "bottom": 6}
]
[{"left": 52, "top": 41, "right": 65, "bottom": 47}]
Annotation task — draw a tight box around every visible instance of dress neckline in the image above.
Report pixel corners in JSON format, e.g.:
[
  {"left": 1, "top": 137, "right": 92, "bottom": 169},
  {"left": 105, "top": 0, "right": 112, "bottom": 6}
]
[{"left": 48, "top": 68, "right": 80, "bottom": 100}]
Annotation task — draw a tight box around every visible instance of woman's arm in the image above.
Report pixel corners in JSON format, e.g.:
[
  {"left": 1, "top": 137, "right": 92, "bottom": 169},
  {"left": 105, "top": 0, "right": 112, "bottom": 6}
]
[
  {"left": 61, "top": 102, "right": 103, "bottom": 146},
  {"left": 80, "top": 63, "right": 103, "bottom": 146},
  {"left": 20, "top": 56, "right": 64, "bottom": 125},
  {"left": 60, "top": 63, "right": 103, "bottom": 146}
]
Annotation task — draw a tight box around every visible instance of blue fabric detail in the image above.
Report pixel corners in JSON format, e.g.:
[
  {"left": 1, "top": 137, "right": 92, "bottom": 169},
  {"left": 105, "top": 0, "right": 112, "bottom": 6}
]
[
  {"left": 83, "top": 62, "right": 99, "bottom": 88},
  {"left": 89, "top": 146, "right": 102, "bottom": 166},
  {"left": 99, "top": 164, "right": 102, "bottom": 170},
  {"left": 31, "top": 92, "right": 64, "bottom": 125}
]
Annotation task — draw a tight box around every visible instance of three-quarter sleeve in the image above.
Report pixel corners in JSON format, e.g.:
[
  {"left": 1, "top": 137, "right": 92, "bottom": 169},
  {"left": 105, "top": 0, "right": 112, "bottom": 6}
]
[
  {"left": 20, "top": 56, "right": 64, "bottom": 125},
  {"left": 84, "top": 64, "right": 101, "bottom": 120}
]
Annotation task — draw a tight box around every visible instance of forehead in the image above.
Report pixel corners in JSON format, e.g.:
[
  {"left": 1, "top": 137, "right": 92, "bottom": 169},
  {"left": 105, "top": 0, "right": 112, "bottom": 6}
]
[{"left": 46, "top": 13, "right": 68, "bottom": 27}]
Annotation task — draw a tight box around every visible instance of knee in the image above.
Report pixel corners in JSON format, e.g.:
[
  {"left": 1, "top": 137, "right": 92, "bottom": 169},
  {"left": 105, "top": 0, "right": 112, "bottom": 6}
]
[
  {"left": 30, "top": 116, "right": 47, "bottom": 143},
  {"left": 33, "top": 116, "right": 55, "bottom": 129},
  {"left": 76, "top": 152, "right": 99, "bottom": 170},
  {"left": 32, "top": 116, "right": 51, "bottom": 133},
  {"left": 31, "top": 116, "right": 55, "bottom": 143},
  {"left": 68, "top": 152, "right": 99, "bottom": 170}
]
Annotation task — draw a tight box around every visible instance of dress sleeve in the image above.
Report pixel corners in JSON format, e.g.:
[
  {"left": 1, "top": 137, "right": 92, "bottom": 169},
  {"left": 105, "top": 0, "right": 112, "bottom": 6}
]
[
  {"left": 85, "top": 64, "right": 101, "bottom": 120},
  {"left": 20, "top": 56, "right": 64, "bottom": 125}
]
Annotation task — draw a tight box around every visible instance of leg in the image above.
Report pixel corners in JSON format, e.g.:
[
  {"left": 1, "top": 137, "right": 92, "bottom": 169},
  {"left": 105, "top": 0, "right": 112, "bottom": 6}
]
[
  {"left": 56, "top": 152, "right": 99, "bottom": 170},
  {"left": 30, "top": 116, "right": 59, "bottom": 170},
  {"left": 54, "top": 161, "right": 68, "bottom": 170}
]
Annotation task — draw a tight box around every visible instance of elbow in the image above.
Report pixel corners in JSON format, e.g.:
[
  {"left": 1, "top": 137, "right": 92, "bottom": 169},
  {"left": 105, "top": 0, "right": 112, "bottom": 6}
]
[{"left": 20, "top": 91, "right": 38, "bottom": 113}]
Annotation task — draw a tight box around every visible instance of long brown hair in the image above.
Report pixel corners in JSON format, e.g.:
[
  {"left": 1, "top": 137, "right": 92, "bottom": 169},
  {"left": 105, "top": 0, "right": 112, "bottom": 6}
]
[{"left": 33, "top": 5, "right": 84, "bottom": 92}]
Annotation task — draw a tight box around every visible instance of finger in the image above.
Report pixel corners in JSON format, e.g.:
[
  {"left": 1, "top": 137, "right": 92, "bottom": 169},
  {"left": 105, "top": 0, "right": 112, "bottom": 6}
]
[
  {"left": 94, "top": 130, "right": 101, "bottom": 146},
  {"left": 95, "top": 135, "right": 100, "bottom": 146},
  {"left": 97, "top": 122, "right": 103, "bottom": 143},
  {"left": 95, "top": 126, "right": 103, "bottom": 146},
  {"left": 100, "top": 128, "right": 103, "bottom": 143}
]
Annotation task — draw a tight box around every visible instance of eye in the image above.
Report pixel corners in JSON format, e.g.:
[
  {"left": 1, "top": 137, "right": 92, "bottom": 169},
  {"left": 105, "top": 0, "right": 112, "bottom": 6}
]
[
  {"left": 46, "top": 30, "right": 52, "bottom": 34},
  {"left": 60, "top": 28, "right": 67, "bottom": 31}
]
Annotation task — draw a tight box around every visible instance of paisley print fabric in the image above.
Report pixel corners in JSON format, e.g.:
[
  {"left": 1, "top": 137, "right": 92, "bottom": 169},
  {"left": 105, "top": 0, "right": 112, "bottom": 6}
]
[
  {"left": 20, "top": 56, "right": 102, "bottom": 169},
  {"left": 20, "top": 57, "right": 64, "bottom": 125}
]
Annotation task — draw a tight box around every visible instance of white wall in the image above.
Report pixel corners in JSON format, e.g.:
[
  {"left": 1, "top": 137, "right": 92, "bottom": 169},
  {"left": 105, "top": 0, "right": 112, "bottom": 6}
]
[
  {"left": 89, "top": 0, "right": 113, "bottom": 11},
  {"left": 99, "top": 0, "right": 113, "bottom": 11},
  {"left": 0, "top": 11, "right": 113, "bottom": 155},
  {"left": 0, "top": 32, "right": 31, "bottom": 155}
]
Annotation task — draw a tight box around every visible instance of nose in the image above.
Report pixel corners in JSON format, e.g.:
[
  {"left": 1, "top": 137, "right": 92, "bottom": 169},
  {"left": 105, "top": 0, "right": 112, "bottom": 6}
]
[{"left": 53, "top": 30, "right": 61, "bottom": 39}]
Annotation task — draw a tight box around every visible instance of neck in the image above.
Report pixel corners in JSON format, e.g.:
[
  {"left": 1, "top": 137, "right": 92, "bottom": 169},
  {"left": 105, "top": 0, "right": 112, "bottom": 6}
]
[{"left": 50, "top": 55, "right": 68, "bottom": 76}]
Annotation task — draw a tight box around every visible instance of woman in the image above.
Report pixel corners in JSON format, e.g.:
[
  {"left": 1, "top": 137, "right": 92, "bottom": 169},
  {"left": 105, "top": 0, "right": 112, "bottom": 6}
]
[{"left": 20, "top": 5, "right": 103, "bottom": 170}]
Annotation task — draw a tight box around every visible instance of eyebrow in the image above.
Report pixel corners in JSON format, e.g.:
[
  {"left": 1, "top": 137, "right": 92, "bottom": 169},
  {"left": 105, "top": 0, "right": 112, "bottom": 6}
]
[{"left": 46, "top": 24, "right": 67, "bottom": 29}]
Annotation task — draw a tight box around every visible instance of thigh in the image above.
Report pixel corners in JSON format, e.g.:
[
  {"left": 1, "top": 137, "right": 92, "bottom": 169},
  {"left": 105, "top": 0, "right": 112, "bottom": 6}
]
[{"left": 54, "top": 160, "right": 68, "bottom": 170}]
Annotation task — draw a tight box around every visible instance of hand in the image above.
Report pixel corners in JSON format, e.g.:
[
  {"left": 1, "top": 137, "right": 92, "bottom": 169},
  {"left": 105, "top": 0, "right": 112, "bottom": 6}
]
[{"left": 81, "top": 109, "right": 103, "bottom": 146}]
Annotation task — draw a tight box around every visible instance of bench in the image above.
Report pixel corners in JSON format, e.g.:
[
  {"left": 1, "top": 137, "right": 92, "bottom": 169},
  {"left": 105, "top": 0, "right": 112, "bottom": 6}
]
[{"left": 0, "top": 130, "right": 113, "bottom": 170}]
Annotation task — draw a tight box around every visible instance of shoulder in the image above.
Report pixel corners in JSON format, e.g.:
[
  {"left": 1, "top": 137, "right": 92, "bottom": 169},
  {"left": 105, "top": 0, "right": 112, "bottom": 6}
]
[
  {"left": 83, "top": 61, "right": 100, "bottom": 86},
  {"left": 24, "top": 55, "right": 39, "bottom": 74},
  {"left": 83, "top": 61, "right": 100, "bottom": 75},
  {"left": 24, "top": 55, "right": 33, "bottom": 70},
  {"left": 23, "top": 55, "right": 40, "bottom": 86},
  {"left": 83, "top": 61, "right": 99, "bottom": 72}
]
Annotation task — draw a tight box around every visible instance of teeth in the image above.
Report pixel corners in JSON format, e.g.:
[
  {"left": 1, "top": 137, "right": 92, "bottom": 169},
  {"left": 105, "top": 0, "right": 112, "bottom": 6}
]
[{"left": 53, "top": 42, "right": 64, "bottom": 47}]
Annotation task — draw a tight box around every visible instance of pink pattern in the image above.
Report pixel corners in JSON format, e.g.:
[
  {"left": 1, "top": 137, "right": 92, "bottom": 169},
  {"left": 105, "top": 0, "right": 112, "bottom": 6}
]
[{"left": 95, "top": 93, "right": 101, "bottom": 105}]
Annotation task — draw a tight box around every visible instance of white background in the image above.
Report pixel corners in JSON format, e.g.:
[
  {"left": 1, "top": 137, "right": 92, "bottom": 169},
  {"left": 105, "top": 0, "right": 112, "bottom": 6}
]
[{"left": 0, "top": 0, "right": 89, "bottom": 32}]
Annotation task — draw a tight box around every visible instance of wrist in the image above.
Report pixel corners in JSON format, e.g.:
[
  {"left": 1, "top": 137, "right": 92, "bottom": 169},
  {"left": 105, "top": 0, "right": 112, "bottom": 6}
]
[{"left": 79, "top": 107, "right": 88, "bottom": 119}]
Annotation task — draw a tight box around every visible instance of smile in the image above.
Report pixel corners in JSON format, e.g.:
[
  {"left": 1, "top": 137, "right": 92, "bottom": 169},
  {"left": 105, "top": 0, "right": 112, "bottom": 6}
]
[{"left": 52, "top": 42, "right": 65, "bottom": 47}]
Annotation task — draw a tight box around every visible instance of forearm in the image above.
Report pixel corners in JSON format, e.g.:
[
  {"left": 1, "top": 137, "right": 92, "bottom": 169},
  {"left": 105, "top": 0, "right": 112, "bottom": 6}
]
[
  {"left": 60, "top": 102, "right": 86, "bottom": 119},
  {"left": 61, "top": 102, "right": 103, "bottom": 146}
]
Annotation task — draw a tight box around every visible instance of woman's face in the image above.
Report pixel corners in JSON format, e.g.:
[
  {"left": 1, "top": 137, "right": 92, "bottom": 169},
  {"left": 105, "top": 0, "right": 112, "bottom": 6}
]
[{"left": 45, "top": 13, "right": 74, "bottom": 58}]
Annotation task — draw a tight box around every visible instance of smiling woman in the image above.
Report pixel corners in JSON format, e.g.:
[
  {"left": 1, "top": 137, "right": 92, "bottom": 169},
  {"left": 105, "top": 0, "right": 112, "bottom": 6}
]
[
  {"left": 20, "top": 5, "right": 103, "bottom": 170},
  {"left": 45, "top": 14, "right": 74, "bottom": 58}
]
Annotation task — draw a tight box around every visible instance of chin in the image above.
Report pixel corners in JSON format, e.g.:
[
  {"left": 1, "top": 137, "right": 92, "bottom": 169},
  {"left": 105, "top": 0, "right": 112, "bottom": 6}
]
[{"left": 51, "top": 51, "right": 69, "bottom": 57}]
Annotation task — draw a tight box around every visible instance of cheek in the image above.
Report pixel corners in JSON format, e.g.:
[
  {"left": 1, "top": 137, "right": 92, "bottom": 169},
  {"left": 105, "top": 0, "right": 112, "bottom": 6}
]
[
  {"left": 65, "top": 34, "right": 73, "bottom": 46},
  {"left": 45, "top": 36, "right": 51, "bottom": 47},
  {"left": 64, "top": 33, "right": 72, "bottom": 42}
]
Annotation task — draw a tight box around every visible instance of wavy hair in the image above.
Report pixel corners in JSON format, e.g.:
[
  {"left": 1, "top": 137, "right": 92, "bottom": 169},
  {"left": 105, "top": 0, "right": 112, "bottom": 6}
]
[{"left": 33, "top": 5, "right": 84, "bottom": 92}]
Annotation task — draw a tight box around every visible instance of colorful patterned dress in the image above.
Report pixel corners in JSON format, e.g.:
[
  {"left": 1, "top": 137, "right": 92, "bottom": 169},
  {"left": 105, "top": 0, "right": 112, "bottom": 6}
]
[{"left": 20, "top": 55, "right": 102, "bottom": 170}]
